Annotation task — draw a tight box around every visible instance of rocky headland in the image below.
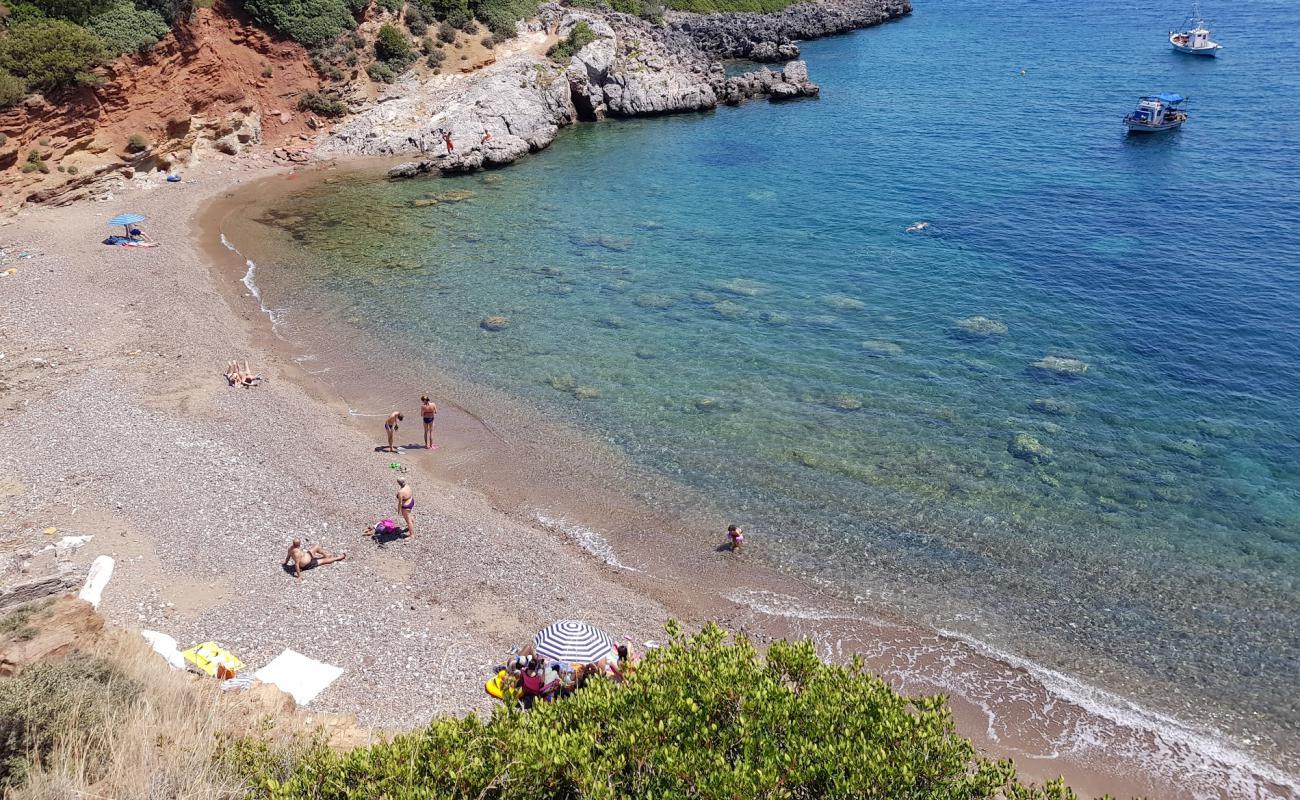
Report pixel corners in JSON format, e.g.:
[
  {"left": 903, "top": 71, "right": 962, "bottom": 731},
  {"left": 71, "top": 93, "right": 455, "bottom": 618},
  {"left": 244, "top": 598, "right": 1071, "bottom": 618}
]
[{"left": 317, "top": 0, "right": 911, "bottom": 177}]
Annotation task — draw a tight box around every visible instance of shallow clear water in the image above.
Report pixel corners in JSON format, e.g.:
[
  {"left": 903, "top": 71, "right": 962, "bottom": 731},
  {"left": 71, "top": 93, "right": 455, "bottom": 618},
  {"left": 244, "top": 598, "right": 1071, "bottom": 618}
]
[{"left": 242, "top": 0, "right": 1300, "bottom": 770}]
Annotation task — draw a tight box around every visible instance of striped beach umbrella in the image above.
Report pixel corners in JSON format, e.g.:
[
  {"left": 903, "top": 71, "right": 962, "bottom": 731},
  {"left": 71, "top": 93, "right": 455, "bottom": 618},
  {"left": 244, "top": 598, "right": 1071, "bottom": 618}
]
[
  {"left": 533, "top": 620, "right": 617, "bottom": 664},
  {"left": 108, "top": 212, "right": 146, "bottom": 238}
]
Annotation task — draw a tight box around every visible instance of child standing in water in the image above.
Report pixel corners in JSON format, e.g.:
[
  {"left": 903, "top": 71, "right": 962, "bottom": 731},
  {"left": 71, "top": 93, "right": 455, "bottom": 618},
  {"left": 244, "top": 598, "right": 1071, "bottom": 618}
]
[
  {"left": 726, "top": 524, "right": 744, "bottom": 553},
  {"left": 420, "top": 395, "right": 438, "bottom": 450}
]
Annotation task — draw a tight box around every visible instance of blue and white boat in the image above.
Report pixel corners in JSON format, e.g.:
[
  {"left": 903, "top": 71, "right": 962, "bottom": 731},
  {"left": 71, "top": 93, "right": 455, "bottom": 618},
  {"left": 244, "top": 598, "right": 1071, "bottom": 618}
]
[
  {"left": 1170, "top": 7, "right": 1222, "bottom": 55},
  {"left": 1124, "top": 94, "right": 1187, "bottom": 133}
]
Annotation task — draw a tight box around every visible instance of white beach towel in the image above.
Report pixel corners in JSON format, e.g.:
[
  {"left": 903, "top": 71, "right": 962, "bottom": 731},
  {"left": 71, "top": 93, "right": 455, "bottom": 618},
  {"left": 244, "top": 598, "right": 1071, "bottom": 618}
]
[
  {"left": 78, "top": 555, "right": 114, "bottom": 609},
  {"left": 253, "top": 649, "right": 343, "bottom": 706},
  {"left": 141, "top": 630, "right": 186, "bottom": 670}
]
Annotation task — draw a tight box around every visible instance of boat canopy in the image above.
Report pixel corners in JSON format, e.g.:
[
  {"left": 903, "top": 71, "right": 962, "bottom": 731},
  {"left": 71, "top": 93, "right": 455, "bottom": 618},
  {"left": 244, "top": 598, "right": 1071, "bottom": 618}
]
[{"left": 1143, "top": 93, "right": 1186, "bottom": 104}]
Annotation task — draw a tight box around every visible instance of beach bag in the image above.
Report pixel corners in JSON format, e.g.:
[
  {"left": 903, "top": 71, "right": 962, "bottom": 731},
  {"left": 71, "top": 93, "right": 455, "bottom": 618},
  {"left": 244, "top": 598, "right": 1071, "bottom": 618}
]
[{"left": 375, "top": 518, "right": 398, "bottom": 535}]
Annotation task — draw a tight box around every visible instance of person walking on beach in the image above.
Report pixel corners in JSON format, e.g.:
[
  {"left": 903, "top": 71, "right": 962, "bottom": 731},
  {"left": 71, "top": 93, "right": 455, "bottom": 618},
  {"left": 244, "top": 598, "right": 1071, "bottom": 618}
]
[
  {"left": 283, "top": 538, "right": 346, "bottom": 584},
  {"left": 420, "top": 395, "right": 438, "bottom": 450},
  {"left": 384, "top": 411, "right": 404, "bottom": 452},
  {"left": 396, "top": 477, "right": 415, "bottom": 538}
]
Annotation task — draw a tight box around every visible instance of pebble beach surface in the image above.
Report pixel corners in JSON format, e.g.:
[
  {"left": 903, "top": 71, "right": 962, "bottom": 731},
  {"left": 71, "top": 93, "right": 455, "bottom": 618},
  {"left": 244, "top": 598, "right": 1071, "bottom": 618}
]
[{"left": 0, "top": 159, "right": 669, "bottom": 728}]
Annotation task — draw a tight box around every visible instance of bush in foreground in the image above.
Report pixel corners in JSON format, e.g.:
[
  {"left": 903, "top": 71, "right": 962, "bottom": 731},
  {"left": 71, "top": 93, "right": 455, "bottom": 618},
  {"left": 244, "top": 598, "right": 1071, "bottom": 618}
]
[
  {"left": 240, "top": 0, "right": 357, "bottom": 47},
  {"left": 298, "top": 90, "right": 348, "bottom": 117},
  {"left": 87, "top": 0, "right": 170, "bottom": 54},
  {"left": 374, "top": 22, "right": 412, "bottom": 62},
  {"left": 547, "top": 19, "right": 595, "bottom": 60},
  {"left": 250, "top": 623, "right": 1084, "bottom": 799},
  {"left": 0, "top": 71, "right": 27, "bottom": 107},
  {"left": 0, "top": 19, "right": 108, "bottom": 91}
]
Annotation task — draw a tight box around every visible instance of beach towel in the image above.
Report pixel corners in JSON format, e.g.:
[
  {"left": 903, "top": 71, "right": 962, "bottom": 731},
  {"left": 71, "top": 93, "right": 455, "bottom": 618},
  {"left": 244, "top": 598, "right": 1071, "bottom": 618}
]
[
  {"left": 78, "top": 555, "right": 114, "bottom": 609},
  {"left": 141, "top": 630, "right": 186, "bottom": 670},
  {"left": 253, "top": 649, "right": 343, "bottom": 706}
]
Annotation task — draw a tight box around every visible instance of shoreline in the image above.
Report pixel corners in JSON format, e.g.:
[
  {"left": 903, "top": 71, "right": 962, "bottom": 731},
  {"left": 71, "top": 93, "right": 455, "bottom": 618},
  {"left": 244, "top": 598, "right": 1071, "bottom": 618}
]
[{"left": 201, "top": 161, "right": 1299, "bottom": 800}]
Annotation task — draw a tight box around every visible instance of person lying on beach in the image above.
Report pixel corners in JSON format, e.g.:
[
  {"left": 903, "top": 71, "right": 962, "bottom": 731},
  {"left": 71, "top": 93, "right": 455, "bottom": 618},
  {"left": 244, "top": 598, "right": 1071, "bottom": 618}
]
[
  {"left": 224, "top": 360, "right": 264, "bottom": 388},
  {"left": 420, "top": 395, "right": 438, "bottom": 449},
  {"left": 396, "top": 477, "right": 415, "bottom": 537},
  {"left": 726, "top": 524, "right": 744, "bottom": 553},
  {"left": 283, "top": 538, "right": 346, "bottom": 583}
]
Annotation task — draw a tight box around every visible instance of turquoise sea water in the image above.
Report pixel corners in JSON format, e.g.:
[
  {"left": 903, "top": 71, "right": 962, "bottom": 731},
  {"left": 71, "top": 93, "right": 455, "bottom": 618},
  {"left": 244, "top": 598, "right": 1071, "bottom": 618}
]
[{"left": 239, "top": 0, "right": 1300, "bottom": 779}]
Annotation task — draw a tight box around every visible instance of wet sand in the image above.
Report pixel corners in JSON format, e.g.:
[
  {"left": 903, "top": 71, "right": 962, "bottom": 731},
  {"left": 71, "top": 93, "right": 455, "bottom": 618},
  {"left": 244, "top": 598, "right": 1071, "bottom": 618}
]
[{"left": 0, "top": 157, "right": 1292, "bottom": 799}]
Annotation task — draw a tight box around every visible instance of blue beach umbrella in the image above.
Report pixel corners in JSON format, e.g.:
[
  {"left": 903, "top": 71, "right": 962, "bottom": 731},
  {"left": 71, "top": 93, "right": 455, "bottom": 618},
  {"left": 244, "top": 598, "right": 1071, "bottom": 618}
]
[
  {"left": 108, "top": 212, "right": 146, "bottom": 237},
  {"left": 533, "top": 620, "right": 617, "bottom": 664}
]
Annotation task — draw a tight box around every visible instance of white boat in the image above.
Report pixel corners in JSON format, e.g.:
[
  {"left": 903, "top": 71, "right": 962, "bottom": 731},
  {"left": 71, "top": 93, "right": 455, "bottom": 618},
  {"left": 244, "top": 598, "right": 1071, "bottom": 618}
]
[
  {"left": 1170, "top": 7, "right": 1222, "bottom": 55},
  {"left": 1124, "top": 94, "right": 1187, "bottom": 133}
]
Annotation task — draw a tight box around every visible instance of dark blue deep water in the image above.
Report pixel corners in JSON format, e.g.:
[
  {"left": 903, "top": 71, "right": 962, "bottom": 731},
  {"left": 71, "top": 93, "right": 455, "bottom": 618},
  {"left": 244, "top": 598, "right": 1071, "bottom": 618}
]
[{"left": 240, "top": 0, "right": 1300, "bottom": 780}]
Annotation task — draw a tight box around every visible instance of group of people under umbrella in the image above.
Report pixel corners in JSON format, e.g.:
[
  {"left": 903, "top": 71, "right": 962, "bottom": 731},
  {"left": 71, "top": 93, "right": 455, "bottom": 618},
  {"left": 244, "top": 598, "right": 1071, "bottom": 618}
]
[{"left": 489, "top": 620, "right": 639, "bottom": 707}]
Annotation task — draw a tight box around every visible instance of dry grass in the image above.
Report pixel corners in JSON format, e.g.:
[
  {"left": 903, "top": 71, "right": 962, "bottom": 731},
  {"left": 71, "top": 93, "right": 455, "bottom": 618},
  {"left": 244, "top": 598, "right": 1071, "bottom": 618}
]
[{"left": 1, "top": 600, "right": 366, "bottom": 800}]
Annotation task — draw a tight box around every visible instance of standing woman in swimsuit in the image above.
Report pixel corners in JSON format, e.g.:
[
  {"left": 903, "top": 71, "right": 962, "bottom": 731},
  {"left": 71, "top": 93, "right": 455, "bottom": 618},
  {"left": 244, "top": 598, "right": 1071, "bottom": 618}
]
[
  {"left": 396, "top": 477, "right": 415, "bottom": 538},
  {"left": 384, "top": 411, "right": 404, "bottom": 452},
  {"left": 420, "top": 395, "right": 438, "bottom": 450}
]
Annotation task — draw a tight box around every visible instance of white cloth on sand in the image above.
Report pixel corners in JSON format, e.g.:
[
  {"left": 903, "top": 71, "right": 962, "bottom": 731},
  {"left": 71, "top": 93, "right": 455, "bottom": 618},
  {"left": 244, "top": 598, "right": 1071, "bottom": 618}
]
[
  {"left": 253, "top": 649, "right": 344, "bottom": 706},
  {"left": 78, "top": 555, "right": 114, "bottom": 609},
  {"left": 141, "top": 630, "right": 186, "bottom": 670}
]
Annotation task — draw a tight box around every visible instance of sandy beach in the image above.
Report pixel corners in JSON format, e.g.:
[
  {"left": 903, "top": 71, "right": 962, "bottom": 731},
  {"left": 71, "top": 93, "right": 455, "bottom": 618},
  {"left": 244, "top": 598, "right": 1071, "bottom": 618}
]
[{"left": 1, "top": 154, "right": 1294, "bottom": 800}]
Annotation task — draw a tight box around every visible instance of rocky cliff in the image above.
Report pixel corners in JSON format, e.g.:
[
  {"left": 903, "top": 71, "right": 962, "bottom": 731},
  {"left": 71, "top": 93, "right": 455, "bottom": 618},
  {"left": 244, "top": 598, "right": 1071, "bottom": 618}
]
[
  {"left": 669, "top": 0, "right": 911, "bottom": 61},
  {"left": 334, "top": 0, "right": 906, "bottom": 178}
]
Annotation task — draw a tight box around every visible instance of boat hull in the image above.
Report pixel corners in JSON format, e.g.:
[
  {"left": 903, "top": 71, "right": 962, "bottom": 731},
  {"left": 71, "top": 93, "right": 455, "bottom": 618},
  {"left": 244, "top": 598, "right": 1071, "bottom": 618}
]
[
  {"left": 1125, "top": 119, "right": 1184, "bottom": 133},
  {"left": 1171, "top": 42, "right": 1219, "bottom": 55}
]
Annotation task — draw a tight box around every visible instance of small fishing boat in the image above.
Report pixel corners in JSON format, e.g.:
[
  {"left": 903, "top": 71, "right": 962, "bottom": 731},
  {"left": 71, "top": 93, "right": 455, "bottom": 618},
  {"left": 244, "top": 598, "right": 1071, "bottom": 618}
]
[
  {"left": 1170, "top": 7, "right": 1222, "bottom": 55},
  {"left": 1124, "top": 94, "right": 1187, "bottom": 133}
]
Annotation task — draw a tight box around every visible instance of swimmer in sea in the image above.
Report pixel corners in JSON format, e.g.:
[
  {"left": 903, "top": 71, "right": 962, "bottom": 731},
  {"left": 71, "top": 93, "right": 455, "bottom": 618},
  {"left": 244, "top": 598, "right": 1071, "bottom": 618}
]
[
  {"left": 396, "top": 477, "right": 415, "bottom": 538},
  {"left": 384, "top": 411, "right": 403, "bottom": 452},
  {"left": 420, "top": 394, "right": 438, "bottom": 449}
]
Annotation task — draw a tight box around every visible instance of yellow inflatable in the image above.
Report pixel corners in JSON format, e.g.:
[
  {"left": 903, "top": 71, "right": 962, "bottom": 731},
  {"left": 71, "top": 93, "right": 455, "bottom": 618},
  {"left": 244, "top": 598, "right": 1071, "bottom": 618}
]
[
  {"left": 485, "top": 669, "right": 508, "bottom": 700},
  {"left": 181, "top": 641, "right": 244, "bottom": 678}
]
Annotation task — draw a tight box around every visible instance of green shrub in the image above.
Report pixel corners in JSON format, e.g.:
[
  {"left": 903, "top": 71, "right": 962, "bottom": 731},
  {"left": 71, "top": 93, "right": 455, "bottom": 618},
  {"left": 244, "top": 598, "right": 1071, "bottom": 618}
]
[
  {"left": 435, "top": 18, "right": 455, "bottom": 42},
  {"left": 0, "top": 132, "right": 8, "bottom": 146},
  {"left": 423, "top": 38, "right": 442, "bottom": 57},
  {"left": 376, "top": 0, "right": 400, "bottom": 10},
  {"left": 0, "top": 19, "right": 108, "bottom": 90},
  {"left": 261, "top": 64, "right": 274, "bottom": 77},
  {"left": 126, "top": 132, "right": 149, "bottom": 151},
  {"left": 297, "top": 89, "right": 348, "bottom": 117},
  {"left": 240, "top": 0, "right": 356, "bottom": 47},
  {"left": 547, "top": 19, "right": 595, "bottom": 60},
  {"left": 135, "top": 0, "right": 192, "bottom": 24},
  {"left": 479, "top": 33, "right": 492, "bottom": 47},
  {"left": 87, "top": 1, "right": 170, "bottom": 55},
  {"left": 29, "top": 0, "right": 110, "bottom": 23},
  {"left": 469, "top": 0, "right": 532, "bottom": 37},
  {"left": 365, "top": 60, "right": 396, "bottom": 83},
  {"left": 248, "top": 624, "right": 1080, "bottom": 799},
  {"left": 0, "top": 656, "right": 143, "bottom": 788},
  {"left": 0, "top": 71, "right": 26, "bottom": 107},
  {"left": 404, "top": 7, "right": 427, "bottom": 35},
  {"left": 67, "top": 164, "right": 79, "bottom": 173},
  {"left": 373, "top": 23, "right": 410, "bottom": 62}
]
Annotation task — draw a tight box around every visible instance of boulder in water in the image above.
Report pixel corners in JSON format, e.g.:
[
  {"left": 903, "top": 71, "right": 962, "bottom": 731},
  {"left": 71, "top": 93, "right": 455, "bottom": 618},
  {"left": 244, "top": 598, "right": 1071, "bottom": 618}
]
[
  {"left": 635, "top": 293, "right": 678, "bottom": 310},
  {"left": 1008, "top": 433, "right": 1052, "bottom": 464},
  {"left": 821, "top": 294, "right": 866, "bottom": 313},
  {"left": 1030, "top": 397, "right": 1077, "bottom": 416},
  {"left": 954, "top": 316, "right": 1008, "bottom": 339},
  {"left": 711, "top": 300, "right": 746, "bottom": 320},
  {"left": 573, "top": 386, "right": 601, "bottom": 400},
  {"left": 1032, "top": 355, "right": 1089, "bottom": 377},
  {"left": 827, "top": 393, "right": 863, "bottom": 411},
  {"left": 861, "top": 339, "right": 903, "bottom": 356},
  {"left": 480, "top": 315, "right": 511, "bottom": 331}
]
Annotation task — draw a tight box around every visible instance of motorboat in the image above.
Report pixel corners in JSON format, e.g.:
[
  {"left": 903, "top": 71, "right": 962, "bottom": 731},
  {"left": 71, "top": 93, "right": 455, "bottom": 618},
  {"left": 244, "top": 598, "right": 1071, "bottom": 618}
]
[
  {"left": 1170, "top": 7, "right": 1222, "bottom": 55},
  {"left": 1124, "top": 94, "right": 1187, "bottom": 133}
]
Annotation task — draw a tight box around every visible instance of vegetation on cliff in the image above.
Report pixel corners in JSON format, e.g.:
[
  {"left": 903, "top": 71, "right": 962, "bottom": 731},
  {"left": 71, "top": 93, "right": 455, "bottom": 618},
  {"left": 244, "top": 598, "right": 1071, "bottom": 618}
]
[
  {"left": 243, "top": 623, "right": 1084, "bottom": 800},
  {"left": 547, "top": 18, "right": 595, "bottom": 59}
]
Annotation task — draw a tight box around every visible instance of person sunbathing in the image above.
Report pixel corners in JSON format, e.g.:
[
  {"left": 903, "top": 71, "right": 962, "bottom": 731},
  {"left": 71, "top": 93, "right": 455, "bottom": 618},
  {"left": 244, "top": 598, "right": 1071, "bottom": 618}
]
[
  {"left": 225, "top": 359, "right": 264, "bottom": 387},
  {"left": 283, "top": 538, "right": 346, "bottom": 583}
]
